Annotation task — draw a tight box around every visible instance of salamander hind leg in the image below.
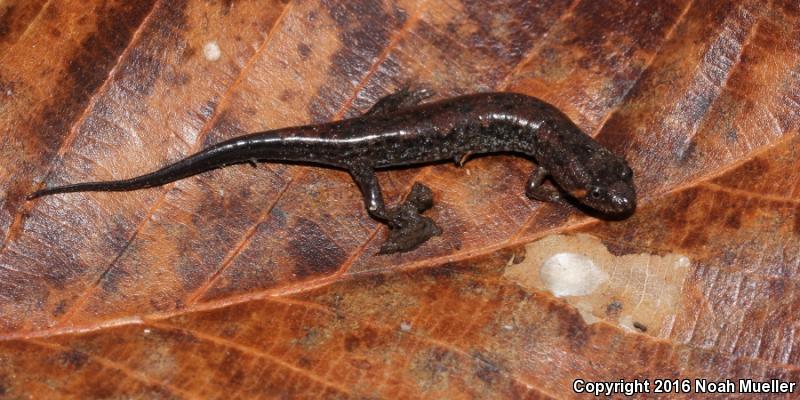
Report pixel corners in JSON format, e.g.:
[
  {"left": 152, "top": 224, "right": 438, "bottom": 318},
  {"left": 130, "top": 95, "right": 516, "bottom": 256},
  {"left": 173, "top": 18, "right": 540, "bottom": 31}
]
[
  {"left": 363, "top": 86, "right": 435, "bottom": 117},
  {"left": 350, "top": 163, "right": 390, "bottom": 221},
  {"left": 379, "top": 182, "right": 442, "bottom": 254},
  {"left": 349, "top": 164, "right": 440, "bottom": 254}
]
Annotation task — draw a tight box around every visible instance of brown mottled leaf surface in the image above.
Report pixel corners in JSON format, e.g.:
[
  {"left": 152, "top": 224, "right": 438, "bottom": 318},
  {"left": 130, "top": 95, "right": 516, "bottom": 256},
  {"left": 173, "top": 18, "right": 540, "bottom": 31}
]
[{"left": 1, "top": 0, "right": 799, "bottom": 398}]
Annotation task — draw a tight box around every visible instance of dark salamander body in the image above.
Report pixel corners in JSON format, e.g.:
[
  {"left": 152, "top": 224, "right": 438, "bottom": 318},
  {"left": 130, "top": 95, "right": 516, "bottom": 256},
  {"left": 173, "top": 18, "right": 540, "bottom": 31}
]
[{"left": 29, "top": 90, "right": 636, "bottom": 253}]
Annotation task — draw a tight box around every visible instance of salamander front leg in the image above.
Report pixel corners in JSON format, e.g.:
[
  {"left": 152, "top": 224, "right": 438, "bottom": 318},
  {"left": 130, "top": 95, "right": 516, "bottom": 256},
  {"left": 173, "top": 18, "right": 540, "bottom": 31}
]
[
  {"left": 525, "top": 166, "right": 567, "bottom": 205},
  {"left": 349, "top": 165, "right": 440, "bottom": 254},
  {"left": 363, "top": 86, "right": 435, "bottom": 117}
]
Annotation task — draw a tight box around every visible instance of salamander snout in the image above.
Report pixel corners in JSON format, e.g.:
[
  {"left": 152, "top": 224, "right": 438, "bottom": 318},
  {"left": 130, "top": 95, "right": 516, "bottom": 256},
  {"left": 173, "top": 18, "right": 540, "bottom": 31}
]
[
  {"left": 576, "top": 180, "right": 636, "bottom": 218},
  {"left": 607, "top": 181, "right": 636, "bottom": 216}
]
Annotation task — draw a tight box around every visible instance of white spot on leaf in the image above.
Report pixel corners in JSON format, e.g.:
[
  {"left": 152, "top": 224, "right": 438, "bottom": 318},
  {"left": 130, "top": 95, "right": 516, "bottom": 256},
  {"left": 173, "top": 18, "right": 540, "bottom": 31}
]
[
  {"left": 540, "top": 253, "right": 607, "bottom": 297},
  {"left": 203, "top": 41, "right": 221, "bottom": 61}
]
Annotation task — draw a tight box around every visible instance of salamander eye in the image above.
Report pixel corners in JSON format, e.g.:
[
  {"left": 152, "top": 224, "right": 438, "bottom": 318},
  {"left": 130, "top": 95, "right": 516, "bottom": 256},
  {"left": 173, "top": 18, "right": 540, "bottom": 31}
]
[
  {"left": 589, "top": 186, "right": 604, "bottom": 200},
  {"left": 620, "top": 166, "right": 633, "bottom": 180}
]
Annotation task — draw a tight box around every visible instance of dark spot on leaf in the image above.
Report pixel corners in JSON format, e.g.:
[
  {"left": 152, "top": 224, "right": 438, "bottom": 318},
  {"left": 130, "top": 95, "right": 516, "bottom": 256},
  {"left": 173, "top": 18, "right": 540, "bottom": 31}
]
[
  {"left": 740, "top": 157, "right": 770, "bottom": 178},
  {"left": 342, "top": 327, "right": 378, "bottom": 353},
  {"left": 465, "top": 280, "right": 487, "bottom": 294},
  {"left": 229, "top": 369, "right": 245, "bottom": 386},
  {"left": 100, "top": 265, "right": 130, "bottom": 294},
  {"left": 473, "top": 352, "right": 501, "bottom": 385},
  {"left": 424, "top": 266, "right": 457, "bottom": 280},
  {"left": 43, "top": 3, "right": 60, "bottom": 20},
  {"left": 606, "top": 300, "right": 623, "bottom": 318},
  {"left": 41, "top": 260, "right": 77, "bottom": 290},
  {"left": 149, "top": 295, "right": 172, "bottom": 312},
  {"left": 279, "top": 89, "right": 295, "bottom": 102},
  {"left": 52, "top": 299, "right": 68, "bottom": 317},
  {"left": 724, "top": 210, "right": 742, "bottom": 229},
  {"left": 344, "top": 335, "right": 359, "bottom": 352},
  {"left": 418, "top": 348, "right": 457, "bottom": 383},
  {"left": 155, "top": 326, "right": 200, "bottom": 345},
  {"left": 0, "top": 6, "right": 16, "bottom": 41},
  {"left": 558, "top": 305, "right": 588, "bottom": 349},
  {"left": 360, "top": 327, "right": 378, "bottom": 347},
  {"left": 59, "top": 350, "right": 89, "bottom": 369},
  {"left": 455, "top": 0, "right": 551, "bottom": 64},
  {"left": 297, "top": 356, "right": 313, "bottom": 368},
  {"left": 633, "top": 321, "right": 648, "bottom": 332},
  {"left": 115, "top": 1, "right": 190, "bottom": 96},
  {"left": 221, "top": 0, "right": 236, "bottom": 15},
  {"left": 55, "top": 1, "right": 157, "bottom": 141},
  {"left": 659, "top": 188, "right": 700, "bottom": 231},
  {"left": 181, "top": 44, "right": 197, "bottom": 61},
  {"left": 0, "top": 77, "right": 11, "bottom": 96},
  {"left": 197, "top": 98, "right": 218, "bottom": 119},
  {"left": 269, "top": 207, "right": 288, "bottom": 228},
  {"left": 207, "top": 109, "right": 246, "bottom": 145},
  {"left": 602, "top": 238, "right": 634, "bottom": 256},
  {"left": 287, "top": 218, "right": 347, "bottom": 278},
  {"left": 297, "top": 42, "right": 312, "bottom": 59},
  {"left": 767, "top": 279, "right": 787, "bottom": 300},
  {"left": 725, "top": 128, "right": 738, "bottom": 143},
  {"left": 308, "top": 1, "right": 404, "bottom": 122},
  {"left": 676, "top": 140, "right": 697, "bottom": 163},
  {"left": 369, "top": 274, "right": 391, "bottom": 289},
  {"left": 164, "top": 67, "right": 191, "bottom": 87},
  {"left": 1, "top": 182, "right": 31, "bottom": 241},
  {"left": 511, "top": 247, "right": 526, "bottom": 264},
  {"left": 102, "top": 215, "right": 136, "bottom": 253},
  {"left": 3, "top": 2, "right": 57, "bottom": 46}
]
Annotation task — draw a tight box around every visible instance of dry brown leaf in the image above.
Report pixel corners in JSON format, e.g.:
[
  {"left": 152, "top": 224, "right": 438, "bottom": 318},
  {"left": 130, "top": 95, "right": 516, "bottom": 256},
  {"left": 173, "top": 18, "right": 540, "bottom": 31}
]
[{"left": 1, "top": 0, "right": 799, "bottom": 398}]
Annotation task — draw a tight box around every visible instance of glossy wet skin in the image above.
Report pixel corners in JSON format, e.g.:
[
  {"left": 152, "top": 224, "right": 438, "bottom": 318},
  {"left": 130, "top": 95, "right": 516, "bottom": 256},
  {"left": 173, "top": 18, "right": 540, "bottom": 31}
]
[{"left": 29, "top": 90, "right": 637, "bottom": 253}]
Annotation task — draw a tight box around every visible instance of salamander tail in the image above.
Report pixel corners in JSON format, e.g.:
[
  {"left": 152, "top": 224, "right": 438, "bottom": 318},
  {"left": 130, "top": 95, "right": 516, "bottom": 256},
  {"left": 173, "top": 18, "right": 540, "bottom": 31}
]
[
  {"left": 28, "top": 182, "right": 132, "bottom": 199},
  {"left": 27, "top": 141, "right": 246, "bottom": 200}
]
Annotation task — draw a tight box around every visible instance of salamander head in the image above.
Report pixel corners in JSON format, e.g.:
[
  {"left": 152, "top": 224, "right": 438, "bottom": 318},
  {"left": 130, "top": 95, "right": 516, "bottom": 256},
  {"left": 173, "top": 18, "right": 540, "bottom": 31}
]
[
  {"left": 573, "top": 155, "right": 636, "bottom": 217},
  {"left": 550, "top": 147, "right": 637, "bottom": 217},
  {"left": 512, "top": 94, "right": 636, "bottom": 217}
]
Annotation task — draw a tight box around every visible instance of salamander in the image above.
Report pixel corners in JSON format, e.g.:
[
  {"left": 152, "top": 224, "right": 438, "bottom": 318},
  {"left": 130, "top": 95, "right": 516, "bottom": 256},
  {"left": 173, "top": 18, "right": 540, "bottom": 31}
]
[{"left": 28, "top": 89, "right": 636, "bottom": 253}]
